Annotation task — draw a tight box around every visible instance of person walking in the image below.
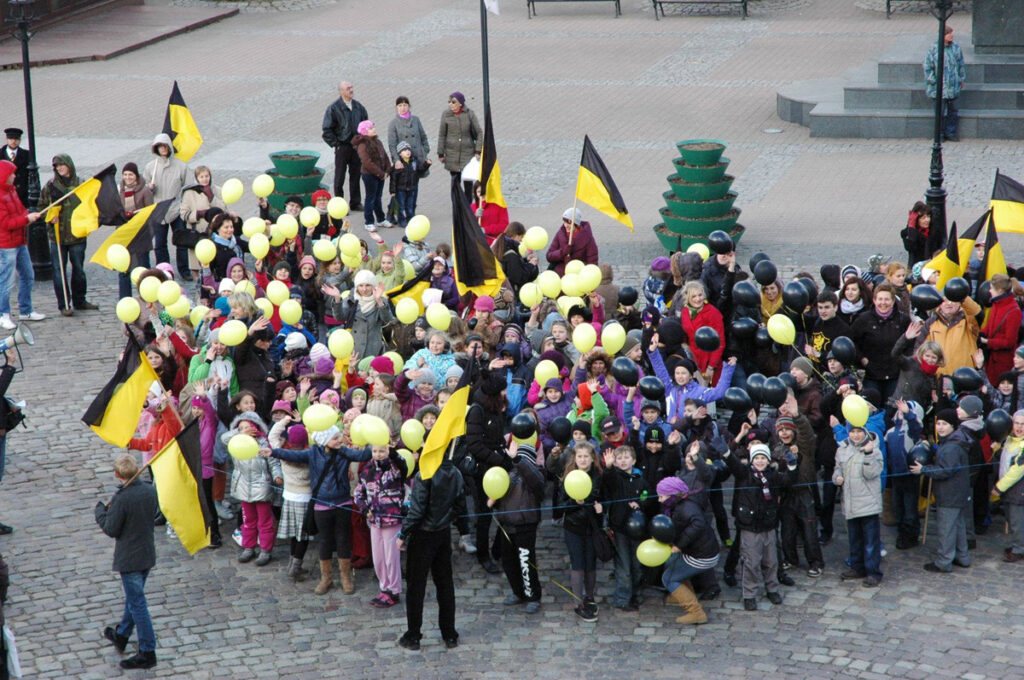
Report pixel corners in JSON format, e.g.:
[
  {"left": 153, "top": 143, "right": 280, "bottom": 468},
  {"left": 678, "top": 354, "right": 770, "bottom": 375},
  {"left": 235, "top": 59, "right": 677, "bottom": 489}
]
[
  {"left": 322, "top": 81, "right": 368, "bottom": 210},
  {"left": 95, "top": 454, "right": 159, "bottom": 670},
  {"left": 924, "top": 25, "right": 966, "bottom": 141},
  {"left": 437, "top": 92, "right": 481, "bottom": 202},
  {"left": 0, "top": 160, "right": 44, "bottom": 329}
]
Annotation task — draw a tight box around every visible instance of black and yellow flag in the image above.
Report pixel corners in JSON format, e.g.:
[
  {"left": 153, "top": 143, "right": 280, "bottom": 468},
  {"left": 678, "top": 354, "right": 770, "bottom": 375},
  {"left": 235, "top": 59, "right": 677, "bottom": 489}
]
[
  {"left": 924, "top": 222, "right": 963, "bottom": 289},
  {"left": 980, "top": 211, "right": 1008, "bottom": 282},
  {"left": 954, "top": 210, "right": 988, "bottom": 271},
  {"left": 451, "top": 178, "right": 506, "bottom": 298},
  {"left": 479, "top": 107, "right": 506, "bottom": 209},
  {"left": 163, "top": 81, "right": 203, "bottom": 163},
  {"left": 991, "top": 171, "right": 1024, "bottom": 234},
  {"left": 82, "top": 335, "right": 160, "bottom": 448},
  {"left": 576, "top": 135, "right": 632, "bottom": 230},
  {"left": 66, "top": 164, "right": 123, "bottom": 239},
  {"left": 151, "top": 419, "right": 212, "bottom": 555},
  {"left": 386, "top": 262, "right": 432, "bottom": 316},
  {"left": 91, "top": 200, "right": 171, "bottom": 271}
]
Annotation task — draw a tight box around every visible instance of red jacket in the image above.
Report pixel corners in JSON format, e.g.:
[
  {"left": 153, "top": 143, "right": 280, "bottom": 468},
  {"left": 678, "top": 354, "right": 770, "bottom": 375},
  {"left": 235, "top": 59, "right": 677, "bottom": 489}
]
[
  {"left": 679, "top": 303, "right": 726, "bottom": 384},
  {"left": 546, "top": 221, "right": 598, "bottom": 275},
  {"left": 982, "top": 294, "right": 1022, "bottom": 384},
  {"left": 471, "top": 201, "right": 509, "bottom": 245},
  {"left": 0, "top": 161, "right": 28, "bottom": 249}
]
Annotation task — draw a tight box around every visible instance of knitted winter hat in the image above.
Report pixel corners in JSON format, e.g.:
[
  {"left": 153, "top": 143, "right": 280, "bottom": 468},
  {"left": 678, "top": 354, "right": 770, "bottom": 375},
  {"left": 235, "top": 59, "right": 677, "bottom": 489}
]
[
  {"left": 621, "top": 335, "right": 640, "bottom": 355},
  {"left": 749, "top": 443, "right": 771, "bottom": 461},
  {"left": 775, "top": 417, "right": 796, "bottom": 432},
  {"left": 572, "top": 420, "right": 591, "bottom": 436},
  {"left": 651, "top": 256, "right": 671, "bottom": 272},
  {"left": 640, "top": 399, "right": 662, "bottom": 414},
  {"left": 312, "top": 425, "right": 340, "bottom": 447},
  {"left": 284, "top": 332, "right": 307, "bottom": 352},
  {"left": 299, "top": 255, "right": 316, "bottom": 270},
  {"left": 287, "top": 424, "right": 308, "bottom": 449},
  {"left": 371, "top": 355, "right": 395, "bottom": 375},
  {"left": 790, "top": 357, "right": 814, "bottom": 378},
  {"left": 396, "top": 141, "right": 412, "bottom": 153},
  {"left": 354, "top": 269, "right": 377, "bottom": 287},
  {"left": 311, "top": 189, "right": 331, "bottom": 204},
  {"left": 309, "top": 342, "right": 331, "bottom": 364},
  {"left": 444, "top": 365, "right": 464, "bottom": 383},
  {"left": 271, "top": 399, "right": 292, "bottom": 414},
  {"left": 474, "top": 296, "right": 495, "bottom": 312},
  {"left": 656, "top": 476, "right": 689, "bottom": 498},
  {"left": 958, "top": 395, "right": 983, "bottom": 419},
  {"left": 356, "top": 120, "right": 375, "bottom": 136},
  {"left": 410, "top": 369, "right": 436, "bottom": 390},
  {"left": 544, "top": 378, "right": 564, "bottom": 392},
  {"left": 275, "top": 380, "right": 294, "bottom": 397},
  {"left": 319, "top": 390, "right": 340, "bottom": 407}
]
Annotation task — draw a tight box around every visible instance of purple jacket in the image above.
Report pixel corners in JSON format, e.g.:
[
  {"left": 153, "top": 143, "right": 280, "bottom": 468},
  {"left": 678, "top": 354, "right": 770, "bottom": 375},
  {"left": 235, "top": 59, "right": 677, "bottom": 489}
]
[
  {"left": 194, "top": 395, "right": 217, "bottom": 479},
  {"left": 648, "top": 349, "right": 735, "bottom": 423},
  {"left": 395, "top": 371, "right": 434, "bottom": 422},
  {"left": 546, "top": 221, "right": 598, "bottom": 275},
  {"left": 536, "top": 393, "right": 575, "bottom": 450},
  {"left": 430, "top": 262, "right": 460, "bottom": 309}
]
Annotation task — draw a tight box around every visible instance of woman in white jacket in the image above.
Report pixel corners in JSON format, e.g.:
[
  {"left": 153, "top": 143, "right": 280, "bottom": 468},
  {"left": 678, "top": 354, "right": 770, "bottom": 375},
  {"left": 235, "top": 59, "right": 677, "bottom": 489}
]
[{"left": 143, "top": 133, "right": 189, "bottom": 280}]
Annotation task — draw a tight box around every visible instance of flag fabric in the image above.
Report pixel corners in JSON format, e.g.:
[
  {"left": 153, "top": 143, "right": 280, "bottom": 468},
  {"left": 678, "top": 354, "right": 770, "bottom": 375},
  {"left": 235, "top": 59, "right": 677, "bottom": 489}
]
[
  {"left": 575, "top": 135, "right": 633, "bottom": 230},
  {"left": 451, "top": 178, "right": 506, "bottom": 298},
  {"left": 991, "top": 171, "right": 1024, "bottom": 234},
  {"left": 82, "top": 335, "right": 160, "bottom": 448},
  {"left": 386, "top": 262, "right": 433, "bottom": 316},
  {"left": 479, "top": 108, "right": 506, "bottom": 210},
  {"left": 980, "top": 211, "right": 1008, "bottom": 282},
  {"left": 150, "top": 419, "right": 212, "bottom": 555},
  {"left": 924, "top": 222, "right": 962, "bottom": 289},
  {"left": 954, "top": 210, "right": 988, "bottom": 271},
  {"left": 68, "top": 164, "right": 123, "bottom": 239},
  {"left": 163, "top": 81, "right": 203, "bottom": 163},
  {"left": 90, "top": 200, "right": 171, "bottom": 271},
  {"left": 484, "top": 0, "right": 500, "bottom": 14},
  {"left": 419, "top": 383, "right": 470, "bottom": 480}
]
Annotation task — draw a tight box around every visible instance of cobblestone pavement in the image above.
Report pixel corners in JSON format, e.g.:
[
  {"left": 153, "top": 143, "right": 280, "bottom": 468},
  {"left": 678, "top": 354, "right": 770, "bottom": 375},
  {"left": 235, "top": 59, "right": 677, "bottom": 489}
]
[{"left": 1, "top": 0, "right": 1024, "bottom": 676}]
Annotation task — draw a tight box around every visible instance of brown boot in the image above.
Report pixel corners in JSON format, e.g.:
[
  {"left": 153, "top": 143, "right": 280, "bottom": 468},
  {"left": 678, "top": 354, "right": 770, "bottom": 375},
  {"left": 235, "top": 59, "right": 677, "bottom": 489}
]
[
  {"left": 669, "top": 582, "right": 708, "bottom": 625},
  {"left": 314, "top": 559, "right": 334, "bottom": 595},
  {"left": 338, "top": 558, "right": 355, "bottom": 594}
]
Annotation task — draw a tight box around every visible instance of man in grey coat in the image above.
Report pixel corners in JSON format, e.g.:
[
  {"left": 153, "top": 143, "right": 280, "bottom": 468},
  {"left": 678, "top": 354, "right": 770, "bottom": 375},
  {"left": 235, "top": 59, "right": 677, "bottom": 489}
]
[
  {"left": 95, "top": 454, "right": 159, "bottom": 670},
  {"left": 322, "top": 81, "right": 369, "bottom": 210}
]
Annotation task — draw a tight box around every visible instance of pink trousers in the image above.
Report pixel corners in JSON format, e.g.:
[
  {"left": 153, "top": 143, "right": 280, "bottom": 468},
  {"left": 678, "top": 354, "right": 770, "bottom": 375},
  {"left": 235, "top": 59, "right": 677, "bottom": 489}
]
[
  {"left": 240, "top": 501, "right": 275, "bottom": 552},
  {"left": 370, "top": 524, "right": 402, "bottom": 594}
]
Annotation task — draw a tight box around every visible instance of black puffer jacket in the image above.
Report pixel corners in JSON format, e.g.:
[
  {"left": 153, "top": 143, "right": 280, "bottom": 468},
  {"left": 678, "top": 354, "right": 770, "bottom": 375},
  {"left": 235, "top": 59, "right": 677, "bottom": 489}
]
[
  {"left": 723, "top": 451, "right": 794, "bottom": 532},
  {"left": 850, "top": 307, "right": 910, "bottom": 382},
  {"left": 559, "top": 467, "right": 602, "bottom": 536},
  {"left": 401, "top": 460, "right": 470, "bottom": 536},
  {"left": 465, "top": 399, "right": 509, "bottom": 472},
  {"left": 921, "top": 429, "right": 972, "bottom": 508},
  {"left": 495, "top": 452, "right": 546, "bottom": 530},
  {"left": 670, "top": 497, "right": 719, "bottom": 560},
  {"left": 600, "top": 466, "right": 652, "bottom": 531}
]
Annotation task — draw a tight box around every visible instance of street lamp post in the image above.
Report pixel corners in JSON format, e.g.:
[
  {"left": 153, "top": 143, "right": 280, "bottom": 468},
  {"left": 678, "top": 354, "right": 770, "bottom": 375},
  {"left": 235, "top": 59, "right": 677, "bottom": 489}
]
[
  {"left": 6, "top": 0, "right": 52, "bottom": 280},
  {"left": 924, "top": 0, "right": 956, "bottom": 248}
]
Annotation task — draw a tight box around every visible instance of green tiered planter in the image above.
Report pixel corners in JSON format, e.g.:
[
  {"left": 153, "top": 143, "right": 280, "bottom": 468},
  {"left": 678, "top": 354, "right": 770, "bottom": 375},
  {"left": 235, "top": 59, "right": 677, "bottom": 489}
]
[
  {"left": 265, "top": 150, "right": 328, "bottom": 211},
  {"left": 653, "top": 139, "right": 745, "bottom": 252}
]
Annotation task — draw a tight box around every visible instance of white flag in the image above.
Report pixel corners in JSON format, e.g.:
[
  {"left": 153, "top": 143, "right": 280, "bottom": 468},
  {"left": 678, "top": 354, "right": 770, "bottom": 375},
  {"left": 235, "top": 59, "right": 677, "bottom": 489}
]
[{"left": 484, "top": 0, "right": 499, "bottom": 15}]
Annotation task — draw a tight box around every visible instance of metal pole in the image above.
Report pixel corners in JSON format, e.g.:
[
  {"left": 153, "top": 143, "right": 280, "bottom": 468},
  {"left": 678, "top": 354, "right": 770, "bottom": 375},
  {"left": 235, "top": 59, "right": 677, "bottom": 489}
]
[
  {"left": 924, "top": 0, "right": 953, "bottom": 253},
  {"left": 480, "top": 0, "right": 490, "bottom": 117}
]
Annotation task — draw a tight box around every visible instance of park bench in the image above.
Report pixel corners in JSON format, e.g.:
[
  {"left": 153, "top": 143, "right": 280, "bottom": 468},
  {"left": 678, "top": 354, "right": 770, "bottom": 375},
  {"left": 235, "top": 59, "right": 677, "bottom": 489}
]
[
  {"left": 527, "top": 0, "right": 622, "bottom": 18},
  {"left": 650, "top": 0, "right": 748, "bottom": 20}
]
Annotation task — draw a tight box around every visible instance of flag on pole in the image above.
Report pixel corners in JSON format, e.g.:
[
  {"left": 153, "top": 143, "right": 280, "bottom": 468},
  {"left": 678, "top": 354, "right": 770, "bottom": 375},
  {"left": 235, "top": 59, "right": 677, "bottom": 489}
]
[
  {"left": 990, "top": 170, "right": 1024, "bottom": 234},
  {"left": 483, "top": 0, "right": 500, "bottom": 14},
  {"left": 451, "top": 177, "right": 506, "bottom": 298},
  {"left": 953, "top": 209, "right": 988, "bottom": 272},
  {"left": 980, "top": 211, "right": 1007, "bottom": 282},
  {"left": 418, "top": 359, "right": 478, "bottom": 479},
  {"left": 924, "top": 222, "right": 962, "bottom": 289},
  {"left": 68, "top": 164, "right": 123, "bottom": 239},
  {"left": 479, "top": 108, "right": 506, "bottom": 210},
  {"left": 163, "top": 81, "right": 203, "bottom": 163},
  {"left": 150, "top": 419, "right": 213, "bottom": 555},
  {"left": 386, "top": 263, "right": 432, "bottom": 316},
  {"left": 82, "top": 335, "right": 160, "bottom": 447},
  {"left": 91, "top": 200, "right": 171, "bottom": 271},
  {"left": 575, "top": 135, "right": 633, "bottom": 230}
]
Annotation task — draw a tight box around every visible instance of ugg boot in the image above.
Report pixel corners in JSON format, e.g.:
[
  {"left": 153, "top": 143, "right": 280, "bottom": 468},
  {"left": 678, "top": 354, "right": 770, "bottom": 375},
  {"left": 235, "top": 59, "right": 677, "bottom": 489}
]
[
  {"left": 287, "top": 556, "right": 308, "bottom": 581},
  {"left": 669, "top": 582, "right": 708, "bottom": 625},
  {"left": 338, "top": 558, "right": 355, "bottom": 594},
  {"left": 882, "top": 488, "right": 897, "bottom": 526},
  {"left": 314, "top": 559, "right": 334, "bottom": 595}
]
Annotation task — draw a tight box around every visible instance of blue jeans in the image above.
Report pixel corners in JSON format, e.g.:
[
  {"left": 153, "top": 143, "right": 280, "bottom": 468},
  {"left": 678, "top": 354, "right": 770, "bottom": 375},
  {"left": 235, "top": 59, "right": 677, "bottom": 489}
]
[
  {"left": 611, "top": 530, "right": 642, "bottom": 606},
  {"left": 396, "top": 189, "right": 417, "bottom": 227},
  {"left": 49, "top": 240, "right": 87, "bottom": 310},
  {"left": 846, "top": 514, "right": 882, "bottom": 580},
  {"left": 361, "top": 174, "right": 385, "bottom": 225},
  {"left": 153, "top": 217, "right": 189, "bottom": 274},
  {"left": 118, "top": 250, "right": 151, "bottom": 299},
  {"left": 117, "top": 570, "right": 155, "bottom": 652},
  {"left": 942, "top": 97, "right": 959, "bottom": 138},
  {"left": 0, "top": 245, "right": 35, "bottom": 316},
  {"left": 563, "top": 527, "right": 596, "bottom": 571},
  {"left": 662, "top": 552, "right": 716, "bottom": 592}
]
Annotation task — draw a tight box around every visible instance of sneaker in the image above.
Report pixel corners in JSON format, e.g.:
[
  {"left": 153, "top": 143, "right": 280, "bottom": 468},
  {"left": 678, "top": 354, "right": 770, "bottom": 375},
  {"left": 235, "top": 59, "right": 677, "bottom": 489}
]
[
  {"left": 0, "top": 523, "right": 13, "bottom": 535},
  {"left": 503, "top": 594, "right": 525, "bottom": 606},
  {"left": 365, "top": 222, "right": 377, "bottom": 233},
  {"left": 862, "top": 576, "right": 881, "bottom": 588},
  {"left": 398, "top": 633, "right": 420, "bottom": 651},
  {"left": 923, "top": 562, "right": 952, "bottom": 574},
  {"left": 840, "top": 569, "right": 866, "bottom": 581},
  {"left": 103, "top": 626, "right": 128, "bottom": 653},
  {"left": 614, "top": 602, "right": 640, "bottom": 612},
  {"left": 165, "top": 524, "right": 176, "bottom": 538},
  {"left": 574, "top": 604, "right": 597, "bottom": 622},
  {"left": 782, "top": 562, "right": 792, "bottom": 570},
  {"left": 119, "top": 651, "right": 157, "bottom": 670},
  {"left": 370, "top": 592, "right": 396, "bottom": 608},
  {"left": 378, "top": 220, "right": 395, "bottom": 229},
  {"left": 0, "top": 315, "right": 14, "bottom": 330},
  {"left": 778, "top": 573, "right": 795, "bottom": 587},
  {"left": 238, "top": 548, "right": 256, "bottom": 563},
  {"left": 216, "top": 501, "right": 234, "bottom": 520},
  {"left": 743, "top": 598, "right": 757, "bottom": 611},
  {"left": 525, "top": 601, "right": 541, "bottom": 614},
  {"left": 1003, "top": 552, "right": 1024, "bottom": 563},
  {"left": 254, "top": 550, "right": 272, "bottom": 566},
  {"left": 807, "top": 567, "right": 823, "bottom": 578},
  {"left": 443, "top": 636, "right": 459, "bottom": 649},
  {"left": 766, "top": 591, "right": 783, "bottom": 605},
  {"left": 24, "top": 312, "right": 45, "bottom": 322},
  {"left": 232, "top": 528, "right": 243, "bottom": 546},
  {"left": 75, "top": 301, "right": 99, "bottom": 311},
  {"left": 458, "top": 535, "right": 477, "bottom": 554}
]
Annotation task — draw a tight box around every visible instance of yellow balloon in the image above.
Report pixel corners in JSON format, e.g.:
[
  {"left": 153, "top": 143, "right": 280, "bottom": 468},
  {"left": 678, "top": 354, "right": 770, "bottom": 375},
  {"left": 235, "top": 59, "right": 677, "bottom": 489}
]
[
  {"left": 397, "top": 448, "right": 416, "bottom": 474},
  {"left": 636, "top": 538, "right": 672, "bottom": 567},
  {"left": 536, "top": 270, "right": 561, "bottom": 299},
  {"left": 242, "top": 217, "right": 266, "bottom": 238},
  {"left": 687, "top": 243, "right": 710, "bottom": 261},
  {"left": 139, "top": 276, "right": 161, "bottom": 303},
  {"left": 483, "top": 466, "right": 510, "bottom": 500},
  {"left": 228, "top": 434, "right": 259, "bottom": 460},
  {"left": 342, "top": 253, "right": 361, "bottom": 269},
  {"left": 350, "top": 415, "right": 368, "bottom": 447},
  {"left": 523, "top": 226, "right": 549, "bottom": 251},
  {"left": 406, "top": 215, "right": 430, "bottom": 242},
  {"left": 518, "top": 242, "right": 528, "bottom": 257},
  {"left": 401, "top": 419, "right": 426, "bottom": 450},
  {"left": 254, "top": 297, "right": 273, "bottom": 319},
  {"left": 395, "top": 298, "right": 420, "bottom": 324},
  {"left": 266, "top": 280, "right": 290, "bottom": 306},
  {"left": 383, "top": 352, "right": 403, "bottom": 375},
  {"left": 269, "top": 223, "right": 286, "bottom": 246},
  {"left": 327, "top": 196, "right": 349, "bottom": 219},
  {"left": 328, "top": 328, "right": 354, "bottom": 359},
  {"left": 579, "top": 264, "right": 602, "bottom": 293},
  {"left": 362, "top": 415, "right": 391, "bottom": 446},
  {"left": 557, "top": 296, "right": 584, "bottom": 319},
  {"left": 572, "top": 323, "right": 597, "bottom": 353},
  {"left": 534, "top": 359, "right": 558, "bottom": 386},
  {"left": 165, "top": 296, "right": 190, "bottom": 319},
  {"left": 601, "top": 322, "right": 626, "bottom": 355},
  {"left": 303, "top": 403, "right": 337, "bottom": 432},
  {"left": 248, "top": 233, "right": 270, "bottom": 260},
  {"left": 130, "top": 266, "right": 147, "bottom": 285},
  {"left": 279, "top": 299, "right": 302, "bottom": 325},
  {"left": 115, "top": 297, "right": 141, "bottom": 323},
  {"left": 106, "top": 244, "right": 130, "bottom": 273},
  {"left": 189, "top": 305, "right": 209, "bottom": 328},
  {"left": 425, "top": 303, "right": 450, "bottom": 331},
  {"left": 519, "top": 282, "right": 542, "bottom": 308},
  {"left": 221, "top": 178, "right": 244, "bottom": 205},
  {"left": 338, "top": 233, "right": 360, "bottom": 257},
  {"left": 235, "top": 280, "right": 255, "bottom": 297},
  {"left": 313, "top": 239, "right": 337, "bottom": 262},
  {"left": 402, "top": 260, "right": 415, "bottom": 281},
  {"left": 766, "top": 314, "right": 796, "bottom": 346},
  {"left": 252, "top": 174, "right": 275, "bottom": 199},
  {"left": 564, "top": 469, "right": 592, "bottom": 501},
  {"left": 842, "top": 394, "right": 871, "bottom": 428},
  {"left": 157, "top": 280, "right": 181, "bottom": 307},
  {"left": 195, "top": 239, "right": 216, "bottom": 265},
  {"left": 565, "top": 259, "right": 584, "bottom": 275},
  {"left": 278, "top": 216, "right": 299, "bottom": 240},
  {"left": 218, "top": 319, "right": 247, "bottom": 347},
  {"left": 300, "top": 206, "right": 321, "bottom": 228}
]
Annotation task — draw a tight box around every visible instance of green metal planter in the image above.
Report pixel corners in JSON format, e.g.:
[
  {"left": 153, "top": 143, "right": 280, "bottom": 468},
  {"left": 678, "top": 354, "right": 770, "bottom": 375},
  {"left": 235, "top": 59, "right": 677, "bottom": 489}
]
[
  {"left": 663, "top": 190, "right": 738, "bottom": 219},
  {"left": 675, "top": 139, "right": 727, "bottom": 166},
  {"left": 270, "top": 150, "right": 321, "bottom": 176},
  {"left": 667, "top": 174, "right": 734, "bottom": 202},
  {"left": 654, "top": 223, "right": 745, "bottom": 253},
  {"left": 672, "top": 158, "right": 729, "bottom": 184},
  {"left": 660, "top": 207, "right": 741, "bottom": 234},
  {"left": 267, "top": 168, "right": 325, "bottom": 195}
]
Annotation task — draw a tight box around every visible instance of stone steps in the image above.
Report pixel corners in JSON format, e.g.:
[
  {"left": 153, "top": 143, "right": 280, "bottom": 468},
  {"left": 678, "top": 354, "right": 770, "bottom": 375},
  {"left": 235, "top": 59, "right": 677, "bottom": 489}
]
[
  {"left": 807, "top": 103, "right": 1024, "bottom": 139},
  {"left": 844, "top": 82, "right": 1024, "bottom": 111}
]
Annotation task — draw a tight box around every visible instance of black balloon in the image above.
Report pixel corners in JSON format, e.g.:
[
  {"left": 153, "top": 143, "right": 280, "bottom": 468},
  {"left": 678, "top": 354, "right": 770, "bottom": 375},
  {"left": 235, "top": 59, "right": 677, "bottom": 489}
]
[
  {"left": 649, "top": 514, "right": 676, "bottom": 544},
  {"left": 951, "top": 366, "right": 983, "bottom": 393},
  {"left": 976, "top": 280, "right": 992, "bottom": 307},
  {"left": 638, "top": 375, "right": 665, "bottom": 401},
  {"left": 731, "top": 316, "right": 758, "bottom": 340},
  {"left": 831, "top": 336, "right": 857, "bottom": 366},
  {"left": 625, "top": 510, "right": 648, "bottom": 540},
  {"left": 732, "top": 280, "right": 760, "bottom": 308},
  {"left": 749, "top": 252, "right": 770, "bottom": 272},
  {"left": 510, "top": 413, "right": 537, "bottom": 439},
  {"left": 754, "top": 327, "right": 773, "bottom": 349},
  {"left": 754, "top": 260, "right": 778, "bottom": 286},
  {"left": 548, "top": 417, "right": 572, "bottom": 445},
  {"left": 694, "top": 326, "right": 721, "bottom": 352},
  {"left": 909, "top": 284, "right": 943, "bottom": 312},
  {"left": 943, "top": 276, "right": 970, "bottom": 303},
  {"left": 782, "top": 281, "right": 809, "bottom": 311},
  {"left": 909, "top": 442, "right": 934, "bottom": 466},
  {"left": 722, "top": 387, "right": 752, "bottom": 412},
  {"left": 798, "top": 277, "right": 818, "bottom": 302},
  {"left": 761, "top": 376, "right": 788, "bottom": 408},
  {"left": 746, "top": 373, "right": 766, "bottom": 402},
  {"left": 611, "top": 356, "right": 640, "bottom": 387},
  {"left": 708, "top": 230, "right": 734, "bottom": 255},
  {"left": 618, "top": 286, "right": 638, "bottom": 307},
  {"left": 986, "top": 408, "right": 1013, "bottom": 442},
  {"left": 777, "top": 372, "right": 797, "bottom": 390}
]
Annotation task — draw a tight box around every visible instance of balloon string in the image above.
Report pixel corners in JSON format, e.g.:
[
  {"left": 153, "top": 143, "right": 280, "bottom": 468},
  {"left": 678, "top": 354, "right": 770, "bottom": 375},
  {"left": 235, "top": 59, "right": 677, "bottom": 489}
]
[{"left": 493, "top": 517, "right": 581, "bottom": 604}]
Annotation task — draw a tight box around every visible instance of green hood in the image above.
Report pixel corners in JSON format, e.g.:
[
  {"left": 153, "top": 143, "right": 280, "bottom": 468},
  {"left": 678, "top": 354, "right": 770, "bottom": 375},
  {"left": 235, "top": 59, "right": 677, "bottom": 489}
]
[{"left": 50, "top": 153, "right": 77, "bottom": 191}]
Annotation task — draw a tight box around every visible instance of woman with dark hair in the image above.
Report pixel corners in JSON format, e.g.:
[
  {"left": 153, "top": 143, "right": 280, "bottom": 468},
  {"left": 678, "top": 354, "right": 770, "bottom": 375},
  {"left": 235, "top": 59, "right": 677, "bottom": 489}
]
[
  {"left": 837, "top": 276, "right": 873, "bottom": 326},
  {"left": 902, "top": 201, "right": 934, "bottom": 266},
  {"left": 437, "top": 92, "right": 481, "bottom": 201},
  {"left": 387, "top": 96, "right": 430, "bottom": 174},
  {"left": 210, "top": 213, "right": 245, "bottom": 281},
  {"left": 492, "top": 222, "right": 538, "bottom": 295},
  {"left": 464, "top": 370, "right": 509, "bottom": 574},
  {"left": 471, "top": 181, "right": 509, "bottom": 245}
]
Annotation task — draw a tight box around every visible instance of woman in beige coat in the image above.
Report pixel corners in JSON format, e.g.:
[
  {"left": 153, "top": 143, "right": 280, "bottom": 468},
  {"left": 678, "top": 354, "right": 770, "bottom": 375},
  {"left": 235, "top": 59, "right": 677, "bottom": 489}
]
[
  {"left": 437, "top": 91, "right": 481, "bottom": 202},
  {"left": 179, "top": 165, "right": 226, "bottom": 278}
]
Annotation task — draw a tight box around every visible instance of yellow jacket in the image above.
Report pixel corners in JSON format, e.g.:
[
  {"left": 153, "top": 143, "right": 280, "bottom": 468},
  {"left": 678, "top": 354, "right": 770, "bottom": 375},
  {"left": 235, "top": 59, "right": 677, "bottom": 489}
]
[{"left": 922, "top": 297, "right": 980, "bottom": 377}]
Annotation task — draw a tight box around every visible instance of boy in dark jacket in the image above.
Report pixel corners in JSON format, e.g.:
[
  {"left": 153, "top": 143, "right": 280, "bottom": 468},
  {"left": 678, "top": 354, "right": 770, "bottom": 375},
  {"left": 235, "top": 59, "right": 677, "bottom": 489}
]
[
  {"left": 389, "top": 141, "right": 428, "bottom": 227},
  {"left": 600, "top": 445, "right": 651, "bottom": 610},
  {"left": 630, "top": 424, "right": 680, "bottom": 490},
  {"left": 775, "top": 411, "right": 824, "bottom": 577},
  {"left": 886, "top": 400, "right": 925, "bottom": 550},
  {"left": 490, "top": 441, "right": 546, "bottom": 612}
]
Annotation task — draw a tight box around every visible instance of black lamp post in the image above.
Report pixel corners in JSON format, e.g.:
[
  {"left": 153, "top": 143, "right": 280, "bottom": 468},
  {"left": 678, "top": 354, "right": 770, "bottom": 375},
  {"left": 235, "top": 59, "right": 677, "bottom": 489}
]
[
  {"left": 6, "top": 0, "right": 51, "bottom": 280},
  {"left": 924, "top": 0, "right": 956, "bottom": 249}
]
